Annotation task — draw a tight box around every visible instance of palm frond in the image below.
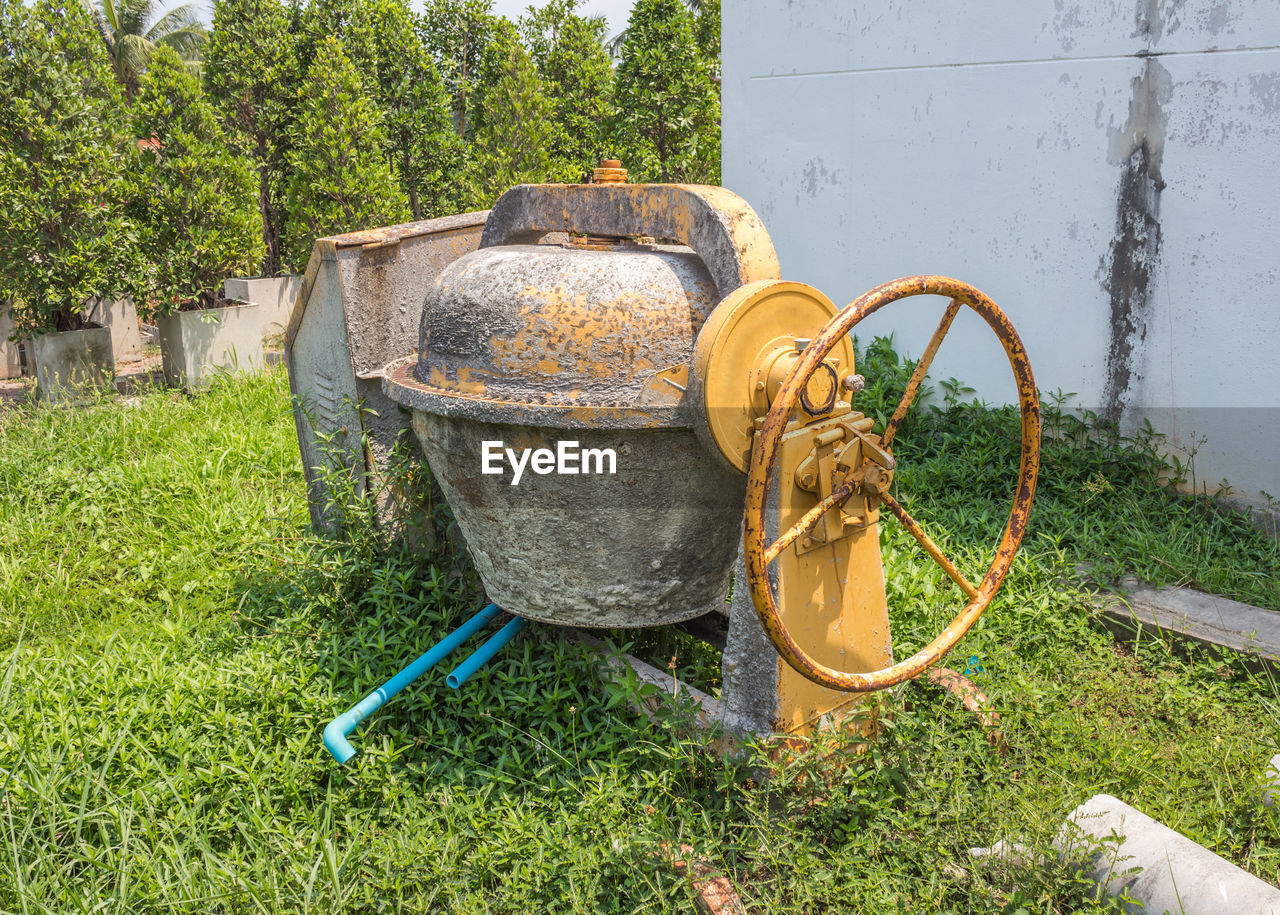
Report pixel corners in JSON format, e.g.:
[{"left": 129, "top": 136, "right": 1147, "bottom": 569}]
[
  {"left": 114, "top": 0, "right": 158, "bottom": 39},
  {"left": 95, "top": 0, "right": 122, "bottom": 34},
  {"left": 84, "top": 0, "right": 117, "bottom": 56},
  {"left": 89, "top": 0, "right": 208, "bottom": 87},
  {"left": 605, "top": 28, "right": 626, "bottom": 58},
  {"left": 146, "top": 3, "right": 203, "bottom": 42},
  {"left": 155, "top": 24, "right": 207, "bottom": 60},
  {"left": 114, "top": 31, "right": 153, "bottom": 76}
]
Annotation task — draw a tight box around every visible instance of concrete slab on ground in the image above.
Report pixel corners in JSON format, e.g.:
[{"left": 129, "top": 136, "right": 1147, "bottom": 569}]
[
  {"left": 1057, "top": 793, "right": 1280, "bottom": 914},
  {"left": 1099, "top": 583, "right": 1280, "bottom": 666}
]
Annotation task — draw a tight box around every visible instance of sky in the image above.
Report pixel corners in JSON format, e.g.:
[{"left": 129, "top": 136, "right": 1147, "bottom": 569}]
[
  {"left": 484, "top": 0, "right": 636, "bottom": 39},
  {"left": 179, "top": 0, "right": 639, "bottom": 44}
]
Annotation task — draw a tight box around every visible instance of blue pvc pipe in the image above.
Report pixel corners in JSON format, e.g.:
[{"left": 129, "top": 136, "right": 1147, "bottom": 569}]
[
  {"left": 323, "top": 603, "right": 501, "bottom": 764},
  {"left": 447, "top": 616, "right": 528, "bottom": 689}
]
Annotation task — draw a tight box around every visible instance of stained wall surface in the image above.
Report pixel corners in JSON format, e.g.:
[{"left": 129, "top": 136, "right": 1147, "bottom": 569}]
[{"left": 723, "top": 1, "right": 1280, "bottom": 507}]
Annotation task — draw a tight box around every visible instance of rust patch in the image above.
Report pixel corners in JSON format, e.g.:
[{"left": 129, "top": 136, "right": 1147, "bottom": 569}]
[
  {"left": 920, "top": 666, "right": 1005, "bottom": 752},
  {"left": 662, "top": 844, "right": 747, "bottom": 915},
  {"left": 882, "top": 298, "right": 961, "bottom": 448},
  {"left": 479, "top": 183, "right": 781, "bottom": 297},
  {"left": 413, "top": 243, "right": 718, "bottom": 413}
]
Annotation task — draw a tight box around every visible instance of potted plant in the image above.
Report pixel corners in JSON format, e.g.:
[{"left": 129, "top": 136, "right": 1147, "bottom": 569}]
[
  {"left": 129, "top": 46, "right": 264, "bottom": 389},
  {"left": 1, "top": 301, "right": 25, "bottom": 381},
  {"left": 0, "top": 0, "right": 138, "bottom": 401},
  {"left": 221, "top": 274, "right": 303, "bottom": 342}
]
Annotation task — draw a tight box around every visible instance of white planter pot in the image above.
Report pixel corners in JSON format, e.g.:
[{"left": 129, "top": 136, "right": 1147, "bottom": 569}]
[
  {"left": 84, "top": 295, "right": 143, "bottom": 362},
  {"left": 0, "top": 301, "right": 23, "bottom": 380},
  {"left": 31, "top": 325, "right": 114, "bottom": 402},
  {"left": 157, "top": 303, "right": 263, "bottom": 389},
  {"left": 222, "top": 275, "right": 303, "bottom": 339}
]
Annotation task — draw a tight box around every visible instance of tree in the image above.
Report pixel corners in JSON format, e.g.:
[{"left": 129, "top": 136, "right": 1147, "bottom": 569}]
[
  {"left": 419, "top": 0, "right": 495, "bottom": 141},
  {"left": 282, "top": 36, "right": 410, "bottom": 267},
  {"left": 465, "top": 20, "right": 555, "bottom": 204},
  {"left": 0, "top": 0, "right": 137, "bottom": 335},
  {"left": 293, "top": 0, "right": 376, "bottom": 79},
  {"left": 519, "top": 0, "right": 613, "bottom": 183},
  {"left": 612, "top": 0, "right": 719, "bottom": 184},
  {"left": 128, "top": 46, "right": 263, "bottom": 315},
  {"left": 606, "top": 0, "right": 718, "bottom": 70},
  {"left": 300, "top": 0, "right": 463, "bottom": 219},
  {"left": 86, "top": 0, "right": 206, "bottom": 95},
  {"left": 203, "top": 0, "right": 296, "bottom": 274},
  {"left": 362, "top": 0, "right": 464, "bottom": 217},
  {"left": 692, "top": 0, "right": 720, "bottom": 81}
]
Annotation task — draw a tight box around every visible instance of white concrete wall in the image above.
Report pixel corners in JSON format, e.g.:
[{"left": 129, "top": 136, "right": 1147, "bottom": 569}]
[{"left": 724, "top": 1, "right": 1280, "bottom": 507}]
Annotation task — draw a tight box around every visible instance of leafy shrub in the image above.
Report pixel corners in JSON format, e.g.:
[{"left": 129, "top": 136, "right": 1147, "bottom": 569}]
[
  {"left": 0, "top": 0, "right": 137, "bottom": 335},
  {"left": 282, "top": 35, "right": 411, "bottom": 268},
  {"left": 520, "top": 0, "right": 614, "bottom": 182},
  {"left": 203, "top": 0, "right": 297, "bottom": 276},
  {"left": 129, "top": 46, "right": 264, "bottom": 316},
  {"left": 465, "top": 19, "right": 556, "bottom": 203},
  {"left": 611, "top": 0, "right": 719, "bottom": 184},
  {"left": 300, "top": 0, "right": 464, "bottom": 219}
]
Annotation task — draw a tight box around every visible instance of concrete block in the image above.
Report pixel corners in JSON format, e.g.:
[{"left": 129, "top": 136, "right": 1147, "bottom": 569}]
[
  {"left": 968, "top": 839, "right": 1036, "bottom": 869},
  {"left": 1056, "top": 793, "right": 1280, "bottom": 914},
  {"left": 1264, "top": 753, "right": 1280, "bottom": 809},
  {"left": 720, "top": 549, "right": 786, "bottom": 736},
  {"left": 286, "top": 212, "right": 487, "bottom": 535},
  {"left": 224, "top": 275, "right": 303, "bottom": 339},
  {"left": 0, "top": 302, "right": 23, "bottom": 379},
  {"left": 31, "top": 325, "right": 114, "bottom": 402},
  {"left": 157, "top": 303, "right": 263, "bottom": 389},
  {"left": 1099, "top": 584, "right": 1280, "bottom": 666},
  {"left": 85, "top": 296, "right": 143, "bottom": 362},
  {"left": 718, "top": 489, "right": 883, "bottom": 738}
]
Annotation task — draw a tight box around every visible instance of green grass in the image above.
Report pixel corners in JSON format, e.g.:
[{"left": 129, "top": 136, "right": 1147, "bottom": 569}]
[
  {"left": 0, "top": 358, "right": 1277, "bottom": 913},
  {"left": 0, "top": 377, "right": 301, "bottom": 644}
]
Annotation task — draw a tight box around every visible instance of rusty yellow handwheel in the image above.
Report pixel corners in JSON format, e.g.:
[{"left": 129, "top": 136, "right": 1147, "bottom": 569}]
[{"left": 743, "top": 275, "right": 1042, "bottom": 692}]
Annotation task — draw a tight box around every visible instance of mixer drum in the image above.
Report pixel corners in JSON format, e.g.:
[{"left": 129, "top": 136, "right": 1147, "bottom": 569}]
[{"left": 386, "top": 241, "right": 746, "bottom": 627}]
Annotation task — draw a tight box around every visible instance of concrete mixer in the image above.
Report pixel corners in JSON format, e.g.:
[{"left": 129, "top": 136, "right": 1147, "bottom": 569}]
[{"left": 284, "top": 162, "right": 1041, "bottom": 764}]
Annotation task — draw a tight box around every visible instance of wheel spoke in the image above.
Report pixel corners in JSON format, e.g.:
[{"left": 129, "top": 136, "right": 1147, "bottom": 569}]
[
  {"left": 881, "top": 299, "right": 962, "bottom": 448},
  {"left": 764, "top": 482, "right": 854, "bottom": 565},
  {"left": 881, "top": 492, "right": 978, "bottom": 599}
]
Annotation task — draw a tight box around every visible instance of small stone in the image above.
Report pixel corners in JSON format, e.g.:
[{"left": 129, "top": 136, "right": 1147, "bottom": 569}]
[
  {"left": 968, "top": 839, "right": 1036, "bottom": 868},
  {"left": 1263, "top": 753, "right": 1280, "bottom": 808}
]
